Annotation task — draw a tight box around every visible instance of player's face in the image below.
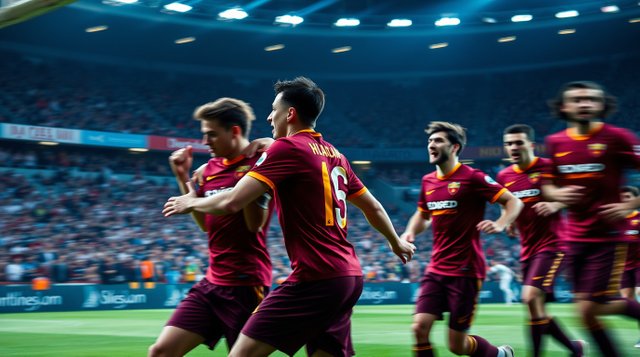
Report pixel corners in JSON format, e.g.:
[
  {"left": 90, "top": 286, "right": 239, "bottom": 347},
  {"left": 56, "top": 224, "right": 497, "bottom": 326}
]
[
  {"left": 427, "top": 131, "right": 456, "bottom": 165},
  {"left": 267, "top": 93, "right": 289, "bottom": 139},
  {"left": 620, "top": 192, "right": 635, "bottom": 202},
  {"left": 560, "top": 88, "right": 605, "bottom": 123},
  {"left": 200, "top": 120, "right": 235, "bottom": 158},
  {"left": 503, "top": 133, "right": 534, "bottom": 166}
]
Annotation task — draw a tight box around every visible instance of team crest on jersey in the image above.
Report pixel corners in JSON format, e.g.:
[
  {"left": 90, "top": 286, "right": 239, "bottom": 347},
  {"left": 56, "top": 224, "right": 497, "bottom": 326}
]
[
  {"left": 635, "top": 145, "right": 640, "bottom": 157},
  {"left": 528, "top": 172, "right": 541, "bottom": 184},
  {"left": 235, "top": 165, "right": 251, "bottom": 179},
  {"left": 633, "top": 219, "right": 639, "bottom": 226},
  {"left": 448, "top": 182, "right": 461, "bottom": 195},
  {"left": 588, "top": 143, "right": 606, "bottom": 157}
]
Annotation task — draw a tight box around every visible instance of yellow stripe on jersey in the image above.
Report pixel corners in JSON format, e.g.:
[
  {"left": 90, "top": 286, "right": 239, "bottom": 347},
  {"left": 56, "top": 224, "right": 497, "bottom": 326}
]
[
  {"left": 490, "top": 187, "right": 508, "bottom": 203},
  {"left": 347, "top": 186, "right": 368, "bottom": 200},
  {"left": 322, "top": 162, "right": 335, "bottom": 226},
  {"left": 247, "top": 171, "right": 276, "bottom": 191}
]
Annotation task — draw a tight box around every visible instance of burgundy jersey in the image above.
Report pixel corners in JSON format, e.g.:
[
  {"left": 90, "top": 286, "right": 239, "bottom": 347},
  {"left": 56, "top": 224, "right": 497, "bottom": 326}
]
[
  {"left": 543, "top": 124, "right": 640, "bottom": 242},
  {"left": 247, "top": 130, "right": 366, "bottom": 283},
  {"left": 417, "top": 163, "right": 507, "bottom": 279},
  {"left": 497, "top": 157, "right": 560, "bottom": 261},
  {"left": 197, "top": 155, "right": 272, "bottom": 287},
  {"left": 623, "top": 211, "right": 640, "bottom": 271}
]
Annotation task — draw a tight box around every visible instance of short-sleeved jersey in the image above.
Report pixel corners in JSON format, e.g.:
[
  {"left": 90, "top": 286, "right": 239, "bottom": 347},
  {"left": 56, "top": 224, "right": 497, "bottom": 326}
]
[
  {"left": 543, "top": 123, "right": 640, "bottom": 242},
  {"left": 247, "top": 130, "right": 366, "bottom": 283},
  {"left": 623, "top": 211, "right": 640, "bottom": 271},
  {"left": 417, "top": 163, "right": 507, "bottom": 279},
  {"left": 497, "top": 157, "right": 560, "bottom": 261},
  {"left": 197, "top": 155, "right": 272, "bottom": 287}
]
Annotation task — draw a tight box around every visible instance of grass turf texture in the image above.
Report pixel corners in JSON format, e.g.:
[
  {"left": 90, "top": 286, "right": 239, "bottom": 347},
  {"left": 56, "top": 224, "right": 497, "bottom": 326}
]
[{"left": 0, "top": 304, "right": 637, "bottom": 356}]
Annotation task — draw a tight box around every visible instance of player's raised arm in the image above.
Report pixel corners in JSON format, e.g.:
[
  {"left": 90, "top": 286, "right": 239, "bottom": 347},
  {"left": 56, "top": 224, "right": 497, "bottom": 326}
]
[
  {"left": 169, "top": 145, "right": 206, "bottom": 232},
  {"left": 348, "top": 190, "right": 416, "bottom": 264},
  {"left": 164, "top": 175, "right": 268, "bottom": 217}
]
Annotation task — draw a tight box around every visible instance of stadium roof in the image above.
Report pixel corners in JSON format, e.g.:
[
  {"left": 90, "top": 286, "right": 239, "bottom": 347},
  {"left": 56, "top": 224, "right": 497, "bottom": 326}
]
[{"left": 1, "top": 0, "right": 639, "bottom": 79}]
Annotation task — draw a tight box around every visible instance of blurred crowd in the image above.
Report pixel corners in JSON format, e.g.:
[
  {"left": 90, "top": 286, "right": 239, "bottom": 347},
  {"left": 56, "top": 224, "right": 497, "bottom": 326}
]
[{"left": 1, "top": 51, "right": 639, "bottom": 149}]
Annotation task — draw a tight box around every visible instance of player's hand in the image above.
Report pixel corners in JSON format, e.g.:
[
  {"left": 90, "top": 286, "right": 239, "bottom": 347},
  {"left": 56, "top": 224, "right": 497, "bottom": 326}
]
[
  {"left": 163, "top": 182, "right": 198, "bottom": 216},
  {"left": 169, "top": 146, "right": 193, "bottom": 178},
  {"left": 506, "top": 224, "right": 518, "bottom": 238},
  {"left": 476, "top": 220, "right": 505, "bottom": 234},
  {"left": 552, "top": 185, "right": 585, "bottom": 206},
  {"left": 599, "top": 202, "right": 632, "bottom": 222},
  {"left": 191, "top": 163, "right": 207, "bottom": 187},
  {"left": 390, "top": 239, "right": 416, "bottom": 264},
  {"left": 400, "top": 231, "right": 416, "bottom": 243},
  {"left": 242, "top": 137, "right": 274, "bottom": 158},
  {"left": 532, "top": 202, "right": 561, "bottom": 217}
]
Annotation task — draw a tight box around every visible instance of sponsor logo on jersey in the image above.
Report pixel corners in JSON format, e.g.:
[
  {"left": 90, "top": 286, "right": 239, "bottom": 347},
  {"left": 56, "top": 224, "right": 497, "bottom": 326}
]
[
  {"left": 484, "top": 175, "right": 498, "bottom": 185},
  {"left": 588, "top": 143, "right": 607, "bottom": 157},
  {"left": 624, "top": 230, "right": 639, "bottom": 236},
  {"left": 554, "top": 151, "right": 572, "bottom": 158},
  {"left": 557, "top": 163, "right": 605, "bottom": 174},
  {"left": 448, "top": 182, "right": 460, "bottom": 195},
  {"left": 427, "top": 200, "right": 458, "bottom": 210},
  {"left": 512, "top": 189, "right": 540, "bottom": 199},
  {"left": 504, "top": 181, "right": 516, "bottom": 187},
  {"left": 425, "top": 189, "right": 436, "bottom": 196},
  {"left": 632, "top": 219, "right": 639, "bottom": 226},
  {"left": 206, "top": 175, "right": 217, "bottom": 182},
  {"left": 634, "top": 145, "right": 640, "bottom": 157},
  {"left": 205, "top": 187, "right": 233, "bottom": 197}
]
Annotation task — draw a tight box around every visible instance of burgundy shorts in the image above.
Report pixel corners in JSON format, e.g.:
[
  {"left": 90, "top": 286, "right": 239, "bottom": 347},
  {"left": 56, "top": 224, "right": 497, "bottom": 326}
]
[
  {"left": 564, "top": 242, "right": 627, "bottom": 303},
  {"left": 621, "top": 268, "right": 640, "bottom": 289},
  {"left": 241, "top": 276, "right": 364, "bottom": 357},
  {"left": 166, "top": 278, "right": 268, "bottom": 350},
  {"left": 522, "top": 251, "right": 565, "bottom": 297},
  {"left": 415, "top": 272, "right": 481, "bottom": 332}
]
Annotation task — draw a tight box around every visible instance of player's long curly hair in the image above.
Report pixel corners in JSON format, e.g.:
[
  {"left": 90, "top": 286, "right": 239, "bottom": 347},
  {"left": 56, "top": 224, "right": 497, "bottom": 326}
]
[{"left": 548, "top": 81, "right": 617, "bottom": 120}]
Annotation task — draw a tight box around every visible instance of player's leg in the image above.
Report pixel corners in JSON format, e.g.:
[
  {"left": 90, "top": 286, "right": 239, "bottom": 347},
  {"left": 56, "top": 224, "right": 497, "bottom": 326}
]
[
  {"left": 148, "top": 279, "right": 224, "bottom": 357},
  {"left": 572, "top": 243, "right": 630, "bottom": 357},
  {"left": 446, "top": 276, "right": 512, "bottom": 356},
  {"left": 413, "top": 273, "right": 446, "bottom": 356},
  {"left": 522, "top": 251, "right": 580, "bottom": 356},
  {"left": 228, "top": 333, "right": 277, "bottom": 357},
  {"left": 148, "top": 326, "right": 205, "bottom": 357}
]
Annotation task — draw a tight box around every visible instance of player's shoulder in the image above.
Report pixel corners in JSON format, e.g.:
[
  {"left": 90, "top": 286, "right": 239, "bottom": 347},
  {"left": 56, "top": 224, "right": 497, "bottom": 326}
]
[
  {"left": 535, "top": 157, "right": 553, "bottom": 167},
  {"left": 546, "top": 129, "right": 568, "bottom": 142}
]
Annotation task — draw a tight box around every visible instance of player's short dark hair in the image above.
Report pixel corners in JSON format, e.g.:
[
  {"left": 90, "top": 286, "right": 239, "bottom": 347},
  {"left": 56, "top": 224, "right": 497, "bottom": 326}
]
[
  {"left": 193, "top": 97, "right": 255, "bottom": 137},
  {"left": 274, "top": 76, "right": 325, "bottom": 128},
  {"left": 549, "top": 81, "right": 617, "bottom": 120},
  {"left": 621, "top": 186, "right": 640, "bottom": 197},
  {"left": 425, "top": 121, "right": 467, "bottom": 156},
  {"left": 503, "top": 124, "right": 535, "bottom": 142}
]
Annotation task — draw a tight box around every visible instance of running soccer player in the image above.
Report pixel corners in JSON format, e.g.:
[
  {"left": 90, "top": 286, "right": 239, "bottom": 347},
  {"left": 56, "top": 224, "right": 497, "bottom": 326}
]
[
  {"left": 620, "top": 185, "right": 640, "bottom": 348},
  {"left": 497, "top": 124, "right": 585, "bottom": 356},
  {"left": 163, "top": 77, "right": 416, "bottom": 357},
  {"left": 401, "top": 121, "right": 523, "bottom": 357},
  {"left": 543, "top": 81, "right": 640, "bottom": 356},
  {"left": 149, "top": 98, "right": 274, "bottom": 356}
]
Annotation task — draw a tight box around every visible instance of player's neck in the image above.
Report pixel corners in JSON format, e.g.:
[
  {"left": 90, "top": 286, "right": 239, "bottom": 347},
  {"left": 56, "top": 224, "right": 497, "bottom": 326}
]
[
  {"left": 516, "top": 154, "right": 535, "bottom": 171},
  {"left": 226, "top": 139, "right": 250, "bottom": 160},
  {"left": 570, "top": 120, "right": 603, "bottom": 135},
  {"left": 287, "top": 124, "right": 314, "bottom": 136},
  {"left": 436, "top": 158, "right": 459, "bottom": 177}
]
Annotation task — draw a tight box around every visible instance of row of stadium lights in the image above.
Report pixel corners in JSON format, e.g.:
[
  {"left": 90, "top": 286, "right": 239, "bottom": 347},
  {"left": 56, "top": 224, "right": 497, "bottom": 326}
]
[
  {"left": 85, "top": 18, "right": 640, "bottom": 53},
  {"left": 103, "top": 0, "right": 640, "bottom": 28}
]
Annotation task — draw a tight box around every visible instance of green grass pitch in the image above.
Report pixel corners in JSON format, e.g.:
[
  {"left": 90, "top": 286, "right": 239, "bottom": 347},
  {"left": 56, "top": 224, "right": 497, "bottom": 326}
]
[{"left": 0, "top": 304, "right": 637, "bottom": 356}]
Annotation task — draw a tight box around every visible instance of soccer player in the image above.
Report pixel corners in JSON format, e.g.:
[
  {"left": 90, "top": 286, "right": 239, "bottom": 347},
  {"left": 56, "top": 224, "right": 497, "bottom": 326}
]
[
  {"left": 149, "top": 98, "right": 274, "bottom": 357},
  {"left": 487, "top": 260, "right": 517, "bottom": 305},
  {"left": 401, "top": 121, "right": 523, "bottom": 357},
  {"left": 163, "top": 76, "right": 416, "bottom": 357},
  {"left": 497, "top": 124, "right": 584, "bottom": 356},
  {"left": 542, "top": 81, "right": 640, "bottom": 356},
  {"left": 620, "top": 185, "right": 640, "bottom": 348}
]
